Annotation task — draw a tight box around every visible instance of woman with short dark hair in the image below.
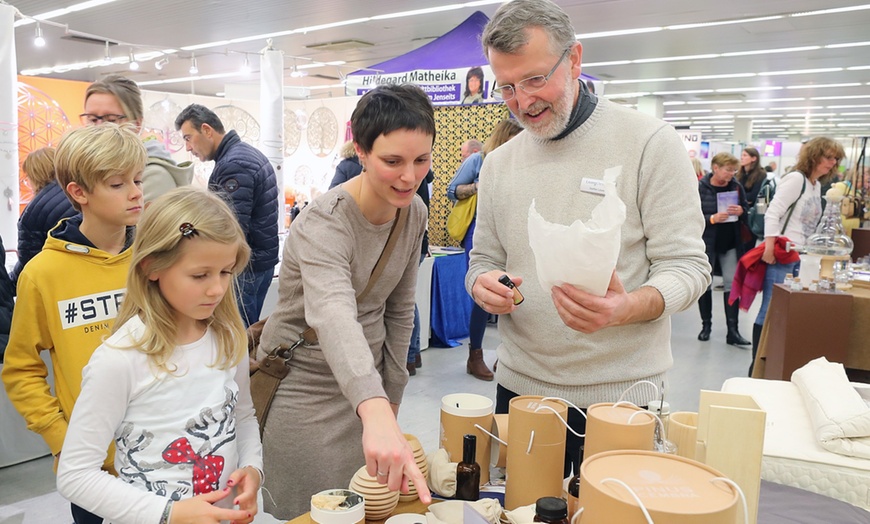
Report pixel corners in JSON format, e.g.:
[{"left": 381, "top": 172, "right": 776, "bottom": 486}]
[{"left": 256, "top": 84, "right": 434, "bottom": 519}]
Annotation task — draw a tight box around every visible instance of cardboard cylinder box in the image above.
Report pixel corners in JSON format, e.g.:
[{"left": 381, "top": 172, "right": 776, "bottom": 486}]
[
  {"left": 504, "top": 396, "right": 568, "bottom": 510},
  {"left": 440, "top": 393, "right": 493, "bottom": 485},
  {"left": 491, "top": 414, "right": 509, "bottom": 468},
  {"left": 577, "top": 450, "right": 739, "bottom": 524},
  {"left": 668, "top": 412, "right": 699, "bottom": 461},
  {"left": 584, "top": 403, "right": 656, "bottom": 459}
]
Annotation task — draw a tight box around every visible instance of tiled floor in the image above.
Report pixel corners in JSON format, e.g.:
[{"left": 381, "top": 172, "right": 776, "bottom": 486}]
[{"left": 0, "top": 287, "right": 755, "bottom": 523}]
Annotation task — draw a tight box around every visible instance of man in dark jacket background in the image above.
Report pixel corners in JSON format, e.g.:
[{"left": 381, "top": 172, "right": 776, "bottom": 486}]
[{"left": 175, "top": 104, "right": 279, "bottom": 327}]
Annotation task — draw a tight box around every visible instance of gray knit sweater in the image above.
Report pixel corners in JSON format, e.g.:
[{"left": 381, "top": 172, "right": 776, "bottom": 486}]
[
  {"left": 466, "top": 98, "right": 711, "bottom": 408},
  {"left": 258, "top": 187, "right": 427, "bottom": 410}
]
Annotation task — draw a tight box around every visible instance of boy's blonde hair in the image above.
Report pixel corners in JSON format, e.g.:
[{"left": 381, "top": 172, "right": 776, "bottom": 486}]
[
  {"left": 55, "top": 124, "right": 147, "bottom": 211},
  {"left": 22, "top": 147, "right": 57, "bottom": 193},
  {"left": 113, "top": 187, "right": 251, "bottom": 372}
]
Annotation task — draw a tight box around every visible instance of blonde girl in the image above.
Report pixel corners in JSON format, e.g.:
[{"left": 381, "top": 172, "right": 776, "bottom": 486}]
[{"left": 58, "top": 187, "right": 263, "bottom": 524}]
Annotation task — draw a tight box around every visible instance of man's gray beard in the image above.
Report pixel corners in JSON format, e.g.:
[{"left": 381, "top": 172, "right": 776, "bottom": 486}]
[{"left": 513, "top": 73, "right": 577, "bottom": 140}]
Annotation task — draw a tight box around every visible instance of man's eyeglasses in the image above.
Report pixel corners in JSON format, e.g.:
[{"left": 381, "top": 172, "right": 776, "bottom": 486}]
[
  {"left": 723, "top": 168, "right": 740, "bottom": 174},
  {"left": 491, "top": 47, "right": 571, "bottom": 102},
  {"left": 79, "top": 113, "right": 128, "bottom": 125}
]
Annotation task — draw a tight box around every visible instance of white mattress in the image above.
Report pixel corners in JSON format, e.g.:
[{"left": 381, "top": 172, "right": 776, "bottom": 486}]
[{"left": 721, "top": 377, "right": 870, "bottom": 510}]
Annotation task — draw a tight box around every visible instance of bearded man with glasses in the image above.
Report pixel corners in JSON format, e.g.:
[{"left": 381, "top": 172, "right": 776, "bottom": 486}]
[{"left": 466, "top": 0, "right": 711, "bottom": 476}]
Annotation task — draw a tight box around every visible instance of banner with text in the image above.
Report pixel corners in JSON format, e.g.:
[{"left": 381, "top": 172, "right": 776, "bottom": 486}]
[
  {"left": 678, "top": 130, "right": 704, "bottom": 159},
  {"left": 345, "top": 65, "right": 498, "bottom": 106}
]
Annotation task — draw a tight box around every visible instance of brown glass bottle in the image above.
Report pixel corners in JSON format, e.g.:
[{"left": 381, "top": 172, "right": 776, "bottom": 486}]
[
  {"left": 534, "top": 497, "right": 569, "bottom": 524},
  {"left": 566, "top": 445, "right": 585, "bottom": 518},
  {"left": 455, "top": 434, "right": 480, "bottom": 501}
]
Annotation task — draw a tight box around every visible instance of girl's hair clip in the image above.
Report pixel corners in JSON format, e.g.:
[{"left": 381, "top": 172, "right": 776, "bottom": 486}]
[{"left": 179, "top": 222, "right": 199, "bottom": 238}]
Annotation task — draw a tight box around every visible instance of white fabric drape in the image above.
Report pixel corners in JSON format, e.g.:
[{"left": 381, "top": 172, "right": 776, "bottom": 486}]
[
  {"left": 259, "top": 47, "right": 285, "bottom": 230},
  {"left": 0, "top": 5, "right": 20, "bottom": 246}
]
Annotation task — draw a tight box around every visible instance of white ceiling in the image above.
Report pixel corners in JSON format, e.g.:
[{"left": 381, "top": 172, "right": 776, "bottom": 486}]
[{"left": 10, "top": 0, "right": 870, "bottom": 142}]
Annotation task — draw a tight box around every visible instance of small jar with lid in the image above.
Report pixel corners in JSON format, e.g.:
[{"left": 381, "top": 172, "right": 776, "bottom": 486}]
[
  {"left": 790, "top": 277, "right": 803, "bottom": 291},
  {"left": 783, "top": 273, "right": 795, "bottom": 287},
  {"left": 809, "top": 279, "right": 819, "bottom": 292},
  {"left": 819, "top": 278, "right": 832, "bottom": 292},
  {"left": 535, "top": 497, "right": 569, "bottom": 524}
]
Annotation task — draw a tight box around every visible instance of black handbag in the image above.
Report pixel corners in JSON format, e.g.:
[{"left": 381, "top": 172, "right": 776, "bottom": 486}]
[{"left": 747, "top": 180, "right": 774, "bottom": 237}]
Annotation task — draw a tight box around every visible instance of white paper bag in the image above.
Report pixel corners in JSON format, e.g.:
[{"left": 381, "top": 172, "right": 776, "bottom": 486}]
[{"left": 527, "top": 166, "right": 625, "bottom": 297}]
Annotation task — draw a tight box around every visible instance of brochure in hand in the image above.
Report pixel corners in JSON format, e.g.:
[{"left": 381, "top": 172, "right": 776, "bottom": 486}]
[{"left": 717, "top": 191, "right": 739, "bottom": 223}]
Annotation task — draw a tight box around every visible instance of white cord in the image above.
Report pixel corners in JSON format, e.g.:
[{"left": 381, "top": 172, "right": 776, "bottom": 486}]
[
  {"left": 600, "top": 478, "right": 655, "bottom": 524},
  {"left": 526, "top": 430, "right": 535, "bottom": 454},
  {"left": 612, "top": 400, "right": 639, "bottom": 410},
  {"left": 473, "top": 423, "right": 508, "bottom": 446},
  {"left": 710, "top": 477, "right": 749, "bottom": 524},
  {"left": 261, "top": 485, "right": 278, "bottom": 510},
  {"left": 542, "top": 396, "right": 589, "bottom": 421},
  {"left": 627, "top": 409, "right": 656, "bottom": 426},
  {"left": 616, "top": 380, "right": 660, "bottom": 405},
  {"left": 570, "top": 508, "right": 584, "bottom": 524},
  {"left": 534, "top": 404, "right": 585, "bottom": 437}
]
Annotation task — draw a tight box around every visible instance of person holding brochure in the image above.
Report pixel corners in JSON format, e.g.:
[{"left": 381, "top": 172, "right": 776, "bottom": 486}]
[{"left": 697, "top": 152, "right": 750, "bottom": 346}]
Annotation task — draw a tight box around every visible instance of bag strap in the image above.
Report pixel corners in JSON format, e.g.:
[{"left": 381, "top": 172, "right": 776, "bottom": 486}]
[
  {"left": 780, "top": 174, "right": 807, "bottom": 235},
  {"left": 358, "top": 206, "right": 409, "bottom": 302},
  {"left": 854, "top": 137, "right": 866, "bottom": 199},
  {"left": 297, "top": 205, "right": 409, "bottom": 346}
]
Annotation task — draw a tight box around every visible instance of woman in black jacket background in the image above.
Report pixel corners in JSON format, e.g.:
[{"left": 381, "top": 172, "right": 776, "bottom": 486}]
[{"left": 697, "top": 152, "right": 751, "bottom": 347}]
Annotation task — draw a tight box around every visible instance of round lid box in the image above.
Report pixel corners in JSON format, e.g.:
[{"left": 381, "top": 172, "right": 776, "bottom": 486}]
[
  {"left": 578, "top": 450, "right": 739, "bottom": 524},
  {"left": 310, "top": 489, "right": 365, "bottom": 524}
]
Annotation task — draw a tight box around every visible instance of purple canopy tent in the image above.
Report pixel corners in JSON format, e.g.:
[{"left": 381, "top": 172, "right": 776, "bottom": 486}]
[{"left": 345, "top": 11, "right": 600, "bottom": 105}]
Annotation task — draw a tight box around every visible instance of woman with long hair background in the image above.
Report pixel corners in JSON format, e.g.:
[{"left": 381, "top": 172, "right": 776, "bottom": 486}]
[{"left": 737, "top": 146, "right": 767, "bottom": 252}]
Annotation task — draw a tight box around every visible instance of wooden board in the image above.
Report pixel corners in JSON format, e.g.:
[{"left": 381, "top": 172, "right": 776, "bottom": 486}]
[{"left": 697, "top": 390, "right": 766, "bottom": 524}]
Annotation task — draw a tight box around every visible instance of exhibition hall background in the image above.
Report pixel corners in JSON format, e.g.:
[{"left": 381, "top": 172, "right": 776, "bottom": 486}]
[{"left": 13, "top": 75, "right": 508, "bottom": 249}]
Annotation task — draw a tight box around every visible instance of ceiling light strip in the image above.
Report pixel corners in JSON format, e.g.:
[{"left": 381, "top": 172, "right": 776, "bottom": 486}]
[
  {"left": 13, "top": 0, "right": 119, "bottom": 27},
  {"left": 785, "top": 82, "right": 862, "bottom": 90},
  {"left": 791, "top": 4, "right": 870, "bottom": 17}
]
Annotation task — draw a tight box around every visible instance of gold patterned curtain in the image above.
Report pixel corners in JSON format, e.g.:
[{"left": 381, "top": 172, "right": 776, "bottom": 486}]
[{"left": 430, "top": 103, "right": 509, "bottom": 247}]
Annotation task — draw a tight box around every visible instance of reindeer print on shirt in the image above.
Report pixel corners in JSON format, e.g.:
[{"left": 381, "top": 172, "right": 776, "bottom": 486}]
[{"left": 115, "top": 386, "right": 238, "bottom": 498}]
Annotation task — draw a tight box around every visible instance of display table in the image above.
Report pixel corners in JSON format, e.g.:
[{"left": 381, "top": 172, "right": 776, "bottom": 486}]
[
  {"left": 429, "top": 253, "right": 473, "bottom": 347},
  {"left": 752, "top": 285, "right": 870, "bottom": 379},
  {"left": 284, "top": 482, "right": 869, "bottom": 524},
  {"left": 286, "top": 499, "right": 428, "bottom": 524}
]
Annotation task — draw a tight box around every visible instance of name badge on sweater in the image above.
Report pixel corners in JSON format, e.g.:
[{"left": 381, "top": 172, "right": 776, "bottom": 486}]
[{"left": 580, "top": 178, "right": 606, "bottom": 196}]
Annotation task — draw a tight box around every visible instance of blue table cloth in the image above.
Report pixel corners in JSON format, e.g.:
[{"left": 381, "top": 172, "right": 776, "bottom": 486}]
[{"left": 430, "top": 253, "right": 473, "bottom": 347}]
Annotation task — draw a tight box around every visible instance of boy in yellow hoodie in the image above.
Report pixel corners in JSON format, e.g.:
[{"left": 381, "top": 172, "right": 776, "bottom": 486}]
[{"left": 2, "top": 123, "right": 146, "bottom": 524}]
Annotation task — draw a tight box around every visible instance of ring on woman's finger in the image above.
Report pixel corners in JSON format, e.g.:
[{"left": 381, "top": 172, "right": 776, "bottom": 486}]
[{"left": 377, "top": 470, "right": 387, "bottom": 476}]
